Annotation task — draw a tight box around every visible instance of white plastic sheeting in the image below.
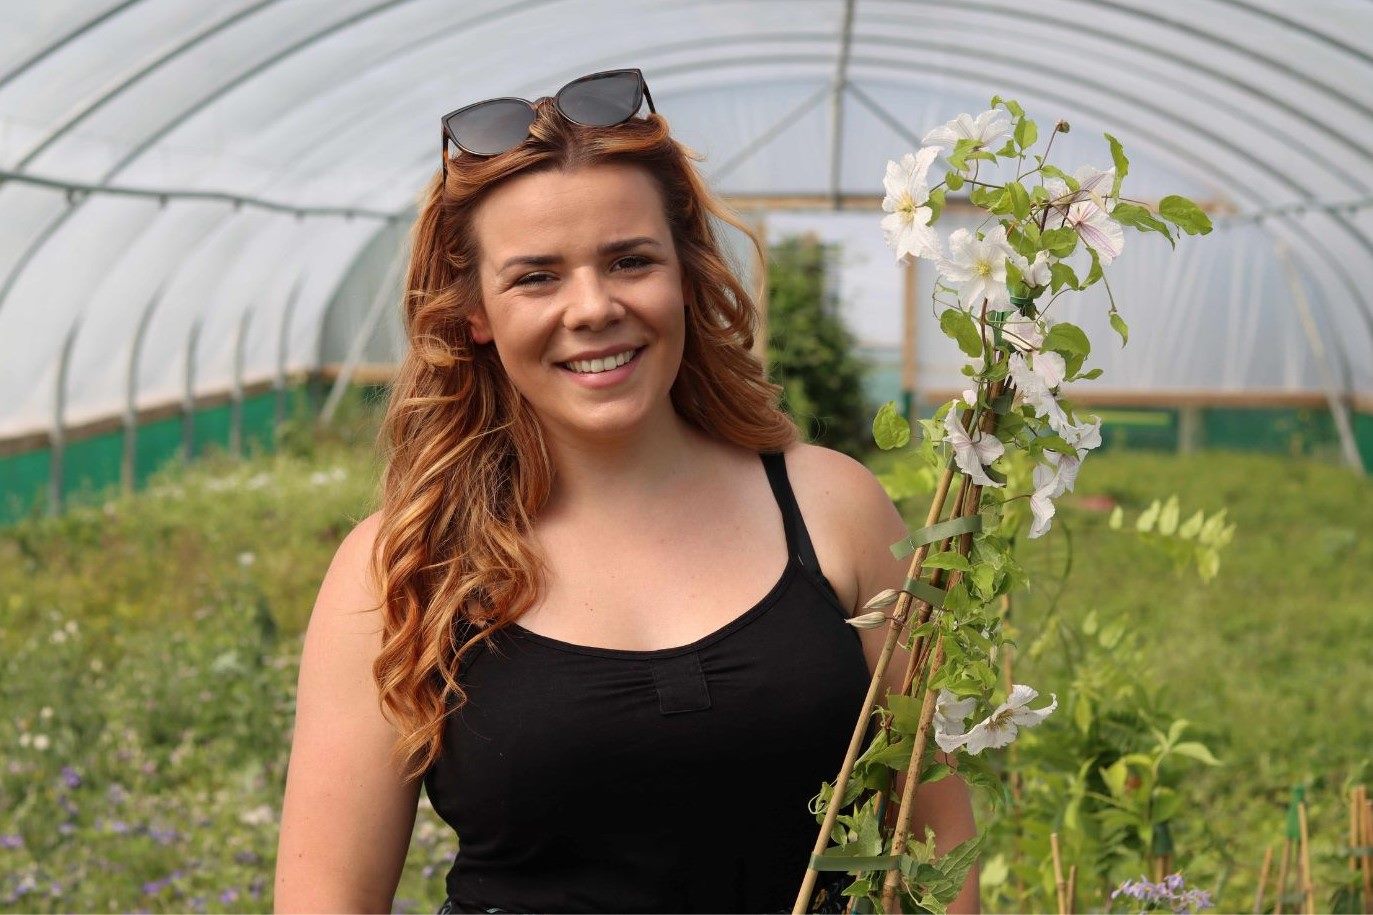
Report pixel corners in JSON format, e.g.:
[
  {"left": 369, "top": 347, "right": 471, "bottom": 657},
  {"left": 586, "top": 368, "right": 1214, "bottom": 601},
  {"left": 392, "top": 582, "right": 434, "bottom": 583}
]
[{"left": 1, "top": 0, "right": 1371, "bottom": 440}]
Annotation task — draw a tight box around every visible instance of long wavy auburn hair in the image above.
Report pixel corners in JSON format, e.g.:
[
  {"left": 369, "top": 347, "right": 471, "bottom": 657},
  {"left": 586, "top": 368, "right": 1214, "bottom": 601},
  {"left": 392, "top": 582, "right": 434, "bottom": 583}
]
[{"left": 370, "top": 98, "right": 802, "bottom": 781}]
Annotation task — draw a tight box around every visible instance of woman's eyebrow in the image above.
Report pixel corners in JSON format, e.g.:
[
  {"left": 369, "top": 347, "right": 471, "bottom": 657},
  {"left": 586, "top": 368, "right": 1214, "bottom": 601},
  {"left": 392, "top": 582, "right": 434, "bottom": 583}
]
[{"left": 496, "top": 236, "right": 662, "bottom": 274}]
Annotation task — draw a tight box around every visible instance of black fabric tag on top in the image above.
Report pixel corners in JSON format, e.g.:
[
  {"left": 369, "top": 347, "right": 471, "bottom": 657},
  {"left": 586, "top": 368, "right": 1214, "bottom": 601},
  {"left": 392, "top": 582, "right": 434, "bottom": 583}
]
[{"left": 649, "top": 653, "right": 712, "bottom": 715}]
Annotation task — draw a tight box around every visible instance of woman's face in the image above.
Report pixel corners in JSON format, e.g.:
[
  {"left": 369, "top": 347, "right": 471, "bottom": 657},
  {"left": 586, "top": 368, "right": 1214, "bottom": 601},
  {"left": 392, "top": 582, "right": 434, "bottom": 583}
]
[{"left": 468, "top": 162, "right": 687, "bottom": 443}]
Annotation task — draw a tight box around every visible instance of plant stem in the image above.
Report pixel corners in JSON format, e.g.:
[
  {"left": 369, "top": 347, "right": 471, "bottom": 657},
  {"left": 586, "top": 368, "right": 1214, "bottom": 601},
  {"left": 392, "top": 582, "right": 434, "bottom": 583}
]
[
  {"left": 1298, "top": 801, "right": 1315, "bottom": 914},
  {"left": 1275, "top": 838, "right": 1292, "bottom": 914}
]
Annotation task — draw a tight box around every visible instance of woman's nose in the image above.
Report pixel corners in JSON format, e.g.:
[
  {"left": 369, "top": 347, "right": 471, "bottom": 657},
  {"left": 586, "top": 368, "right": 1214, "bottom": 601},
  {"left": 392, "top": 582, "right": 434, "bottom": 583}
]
[{"left": 563, "top": 269, "right": 625, "bottom": 330}]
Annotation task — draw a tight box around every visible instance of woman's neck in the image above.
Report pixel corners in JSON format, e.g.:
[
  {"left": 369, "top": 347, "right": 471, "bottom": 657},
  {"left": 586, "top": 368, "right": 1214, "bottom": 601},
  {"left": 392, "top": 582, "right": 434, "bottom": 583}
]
[{"left": 538, "top": 406, "right": 724, "bottom": 519}]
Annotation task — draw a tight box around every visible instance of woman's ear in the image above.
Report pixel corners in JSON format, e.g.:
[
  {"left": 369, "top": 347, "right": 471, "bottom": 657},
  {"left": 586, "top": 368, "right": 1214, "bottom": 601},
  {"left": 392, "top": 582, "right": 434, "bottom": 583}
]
[{"left": 468, "top": 306, "right": 493, "bottom": 345}]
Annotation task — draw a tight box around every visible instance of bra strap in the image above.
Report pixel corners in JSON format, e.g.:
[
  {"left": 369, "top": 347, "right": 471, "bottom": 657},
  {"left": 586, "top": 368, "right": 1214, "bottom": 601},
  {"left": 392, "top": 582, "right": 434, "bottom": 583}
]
[{"left": 760, "top": 451, "right": 823, "bottom": 574}]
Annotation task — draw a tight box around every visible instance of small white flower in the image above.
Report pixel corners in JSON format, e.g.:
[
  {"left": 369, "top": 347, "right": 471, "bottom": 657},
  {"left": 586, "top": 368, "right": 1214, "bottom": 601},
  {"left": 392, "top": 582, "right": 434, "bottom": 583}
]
[
  {"left": 1001, "top": 317, "right": 1044, "bottom": 352},
  {"left": 944, "top": 407, "right": 1005, "bottom": 488},
  {"left": 19, "top": 732, "right": 32, "bottom": 748},
  {"left": 238, "top": 804, "right": 276, "bottom": 827},
  {"left": 880, "top": 147, "right": 943, "bottom": 263},
  {"left": 32, "top": 734, "right": 50, "bottom": 751},
  {"left": 1011, "top": 250, "right": 1054, "bottom": 288},
  {"left": 1064, "top": 201, "right": 1125, "bottom": 264},
  {"left": 64, "top": 620, "right": 78, "bottom": 635},
  {"left": 933, "top": 689, "right": 979, "bottom": 752},
  {"left": 237, "top": 551, "right": 256, "bottom": 569},
  {"left": 960, "top": 388, "right": 977, "bottom": 406},
  {"left": 50, "top": 629, "right": 67, "bottom": 645},
  {"left": 923, "top": 109, "right": 1013, "bottom": 159},
  {"left": 40, "top": 707, "right": 53, "bottom": 720},
  {"left": 938, "top": 226, "right": 1017, "bottom": 310},
  {"left": 90, "top": 658, "right": 104, "bottom": 673},
  {"left": 1008, "top": 352, "right": 1069, "bottom": 433},
  {"left": 845, "top": 610, "right": 889, "bottom": 630},
  {"left": 954, "top": 685, "right": 1058, "bottom": 755},
  {"left": 1029, "top": 451, "right": 1082, "bottom": 538}
]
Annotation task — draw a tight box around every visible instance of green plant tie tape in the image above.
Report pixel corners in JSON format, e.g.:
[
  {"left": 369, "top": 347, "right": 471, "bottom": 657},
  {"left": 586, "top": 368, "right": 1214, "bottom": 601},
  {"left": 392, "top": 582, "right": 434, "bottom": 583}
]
[
  {"left": 890, "top": 515, "right": 984, "bottom": 559},
  {"left": 902, "top": 577, "right": 948, "bottom": 608},
  {"left": 1285, "top": 785, "right": 1305, "bottom": 840},
  {"left": 809, "top": 853, "right": 901, "bottom": 872},
  {"left": 987, "top": 310, "right": 1009, "bottom": 347}
]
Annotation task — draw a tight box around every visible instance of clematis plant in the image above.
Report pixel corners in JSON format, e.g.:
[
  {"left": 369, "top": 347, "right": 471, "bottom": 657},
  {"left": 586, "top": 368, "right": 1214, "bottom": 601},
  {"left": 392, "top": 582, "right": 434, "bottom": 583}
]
[{"left": 794, "top": 98, "right": 1210, "bottom": 915}]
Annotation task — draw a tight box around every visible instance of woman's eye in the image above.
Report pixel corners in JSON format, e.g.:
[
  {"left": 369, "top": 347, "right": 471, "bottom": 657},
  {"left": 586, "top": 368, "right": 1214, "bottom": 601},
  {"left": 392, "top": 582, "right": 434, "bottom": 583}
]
[
  {"left": 515, "top": 273, "right": 552, "bottom": 287},
  {"left": 614, "top": 255, "right": 652, "bottom": 271}
]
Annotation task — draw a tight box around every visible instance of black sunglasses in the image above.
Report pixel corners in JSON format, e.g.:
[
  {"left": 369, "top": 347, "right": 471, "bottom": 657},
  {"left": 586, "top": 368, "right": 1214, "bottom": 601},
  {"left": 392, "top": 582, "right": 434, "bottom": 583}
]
[{"left": 441, "top": 68, "right": 656, "bottom": 167}]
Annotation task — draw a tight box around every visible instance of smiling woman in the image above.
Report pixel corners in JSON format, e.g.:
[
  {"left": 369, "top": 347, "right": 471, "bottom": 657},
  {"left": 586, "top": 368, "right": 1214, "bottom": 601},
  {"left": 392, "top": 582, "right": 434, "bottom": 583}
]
[{"left": 274, "top": 72, "right": 975, "bottom": 915}]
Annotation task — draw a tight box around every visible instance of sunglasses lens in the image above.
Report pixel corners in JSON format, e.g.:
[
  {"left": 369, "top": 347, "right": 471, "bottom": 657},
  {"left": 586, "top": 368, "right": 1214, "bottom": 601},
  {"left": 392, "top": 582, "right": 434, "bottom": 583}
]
[
  {"left": 446, "top": 99, "right": 536, "bottom": 156},
  {"left": 557, "top": 71, "right": 642, "bottom": 126}
]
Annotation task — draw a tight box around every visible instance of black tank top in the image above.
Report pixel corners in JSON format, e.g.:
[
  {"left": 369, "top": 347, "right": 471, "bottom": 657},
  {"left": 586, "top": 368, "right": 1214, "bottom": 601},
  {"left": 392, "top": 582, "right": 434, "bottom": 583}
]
[{"left": 422, "top": 450, "right": 874, "bottom": 913}]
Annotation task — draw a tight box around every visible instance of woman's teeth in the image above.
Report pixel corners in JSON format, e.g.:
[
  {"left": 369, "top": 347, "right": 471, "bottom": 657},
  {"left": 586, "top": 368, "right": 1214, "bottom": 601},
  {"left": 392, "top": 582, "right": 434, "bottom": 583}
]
[{"left": 562, "top": 348, "right": 637, "bottom": 374}]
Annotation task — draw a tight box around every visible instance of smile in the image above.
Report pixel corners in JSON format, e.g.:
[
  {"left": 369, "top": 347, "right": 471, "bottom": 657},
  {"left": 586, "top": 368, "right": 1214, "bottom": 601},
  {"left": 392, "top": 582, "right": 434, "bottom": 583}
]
[{"left": 557, "top": 346, "right": 643, "bottom": 375}]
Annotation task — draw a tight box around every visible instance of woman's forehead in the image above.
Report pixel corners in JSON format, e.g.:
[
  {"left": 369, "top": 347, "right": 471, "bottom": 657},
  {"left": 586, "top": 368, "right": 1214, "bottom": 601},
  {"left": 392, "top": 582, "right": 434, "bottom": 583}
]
[{"left": 473, "top": 164, "right": 670, "bottom": 263}]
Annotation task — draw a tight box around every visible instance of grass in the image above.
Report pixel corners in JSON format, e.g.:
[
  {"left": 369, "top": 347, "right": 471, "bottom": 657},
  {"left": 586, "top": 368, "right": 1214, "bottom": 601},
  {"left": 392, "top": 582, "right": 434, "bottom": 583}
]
[{"left": 1, "top": 414, "right": 1369, "bottom": 912}]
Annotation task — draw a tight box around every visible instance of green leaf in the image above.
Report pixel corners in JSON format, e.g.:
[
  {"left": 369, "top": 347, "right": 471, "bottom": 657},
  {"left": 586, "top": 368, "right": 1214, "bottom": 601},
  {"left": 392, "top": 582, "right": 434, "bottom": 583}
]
[
  {"left": 1015, "top": 117, "right": 1038, "bottom": 151},
  {"left": 1041, "top": 226, "right": 1078, "bottom": 257},
  {"left": 872, "top": 401, "right": 911, "bottom": 450},
  {"left": 1110, "top": 311, "right": 1130, "bottom": 346},
  {"left": 939, "top": 308, "right": 983, "bottom": 358},
  {"left": 923, "top": 550, "right": 972, "bottom": 572},
  {"left": 1039, "top": 164, "right": 1079, "bottom": 191},
  {"left": 1171, "top": 741, "right": 1222, "bottom": 766},
  {"left": 1104, "top": 132, "right": 1129, "bottom": 198},
  {"left": 1083, "top": 248, "right": 1104, "bottom": 287},
  {"left": 1158, "top": 195, "right": 1213, "bottom": 235},
  {"left": 1158, "top": 495, "right": 1180, "bottom": 535},
  {"left": 944, "top": 170, "right": 963, "bottom": 192},
  {"left": 1043, "top": 321, "right": 1091, "bottom": 357},
  {"left": 1137, "top": 499, "right": 1161, "bottom": 533},
  {"left": 1008, "top": 181, "right": 1031, "bottom": 220},
  {"left": 1178, "top": 510, "right": 1204, "bottom": 539},
  {"left": 947, "top": 137, "right": 979, "bottom": 174},
  {"left": 1111, "top": 202, "right": 1175, "bottom": 246},
  {"left": 920, "top": 761, "right": 953, "bottom": 784},
  {"left": 1108, "top": 506, "right": 1124, "bottom": 530},
  {"left": 1049, "top": 261, "right": 1079, "bottom": 293},
  {"left": 927, "top": 186, "right": 947, "bottom": 222},
  {"left": 1076, "top": 367, "right": 1104, "bottom": 380},
  {"left": 1037, "top": 434, "right": 1078, "bottom": 457},
  {"left": 885, "top": 694, "right": 924, "bottom": 733}
]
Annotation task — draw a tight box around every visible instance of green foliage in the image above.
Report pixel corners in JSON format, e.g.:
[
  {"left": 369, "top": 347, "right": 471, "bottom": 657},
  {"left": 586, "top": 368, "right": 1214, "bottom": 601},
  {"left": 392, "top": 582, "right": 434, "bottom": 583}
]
[
  {"left": 873, "top": 402, "right": 912, "bottom": 450},
  {"left": 1109, "top": 495, "right": 1236, "bottom": 582},
  {"left": 766, "top": 234, "right": 875, "bottom": 460}
]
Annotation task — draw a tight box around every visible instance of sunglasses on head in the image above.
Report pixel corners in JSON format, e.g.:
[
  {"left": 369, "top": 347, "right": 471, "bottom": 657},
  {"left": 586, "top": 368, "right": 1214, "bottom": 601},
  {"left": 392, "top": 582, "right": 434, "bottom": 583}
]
[{"left": 441, "top": 68, "right": 656, "bottom": 167}]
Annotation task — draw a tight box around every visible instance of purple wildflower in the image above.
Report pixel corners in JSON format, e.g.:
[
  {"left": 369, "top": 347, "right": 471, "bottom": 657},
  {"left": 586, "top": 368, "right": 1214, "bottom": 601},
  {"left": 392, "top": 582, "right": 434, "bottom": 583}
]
[
  {"left": 57, "top": 823, "right": 75, "bottom": 835},
  {"left": 1110, "top": 873, "right": 1213, "bottom": 913},
  {"left": 49, "top": 882, "right": 63, "bottom": 898},
  {"left": 143, "top": 877, "right": 170, "bottom": 896},
  {"left": 107, "top": 819, "right": 131, "bottom": 834},
  {"left": 233, "top": 849, "right": 260, "bottom": 865},
  {"left": 148, "top": 826, "right": 180, "bottom": 846},
  {"left": 107, "top": 782, "right": 128, "bottom": 806},
  {"left": 0, "top": 834, "right": 23, "bottom": 849},
  {"left": 219, "top": 888, "right": 239, "bottom": 904},
  {"left": 60, "top": 765, "right": 81, "bottom": 788}
]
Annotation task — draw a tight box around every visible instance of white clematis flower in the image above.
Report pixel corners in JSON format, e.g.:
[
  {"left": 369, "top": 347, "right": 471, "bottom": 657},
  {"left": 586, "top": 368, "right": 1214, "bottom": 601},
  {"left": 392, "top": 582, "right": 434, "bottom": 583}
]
[
  {"left": 938, "top": 225, "right": 1017, "bottom": 310},
  {"left": 1029, "top": 450, "right": 1082, "bottom": 538},
  {"left": 1011, "top": 250, "right": 1054, "bottom": 288},
  {"left": 880, "top": 147, "right": 943, "bottom": 262},
  {"left": 923, "top": 109, "right": 1013, "bottom": 158},
  {"left": 1042, "top": 166, "right": 1116, "bottom": 223},
  {"left": 1001, "top": 316, "right": 1044, "bottom": 352},
  {"left": 1008, "top": 351, "right": 1068, "bottom": 432},
  {"left": 946, "top": 684, "right": 1058, "bottom": 755},
  {"left": 944, "top": 407, "right": 1005, "bottom": 488},
  {"left": 933, "top": 689, "right": 979, "bottom": 753},
  {"left": 1063, "top": 201, "right": 1125, "bottom": 264}
]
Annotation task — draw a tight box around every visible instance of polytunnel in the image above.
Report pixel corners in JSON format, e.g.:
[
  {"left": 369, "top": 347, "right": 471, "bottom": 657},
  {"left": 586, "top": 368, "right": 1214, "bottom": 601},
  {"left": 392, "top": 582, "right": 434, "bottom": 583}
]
[{"left": 2, "top": 0, "right": 1372, "bottom": 522}]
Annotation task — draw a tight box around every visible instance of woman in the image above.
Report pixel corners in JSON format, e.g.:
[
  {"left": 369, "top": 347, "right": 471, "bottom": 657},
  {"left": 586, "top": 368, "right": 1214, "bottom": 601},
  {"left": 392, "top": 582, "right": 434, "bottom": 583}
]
[{"left": 274, "top": 69, "right": 977, "bottom": 914}]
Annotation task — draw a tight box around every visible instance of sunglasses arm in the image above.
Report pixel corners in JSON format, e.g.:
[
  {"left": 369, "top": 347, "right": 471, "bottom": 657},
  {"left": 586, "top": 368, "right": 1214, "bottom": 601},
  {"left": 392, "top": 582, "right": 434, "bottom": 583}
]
[{"left": 643, "top": 82, "right": 656, "bottom": 116}]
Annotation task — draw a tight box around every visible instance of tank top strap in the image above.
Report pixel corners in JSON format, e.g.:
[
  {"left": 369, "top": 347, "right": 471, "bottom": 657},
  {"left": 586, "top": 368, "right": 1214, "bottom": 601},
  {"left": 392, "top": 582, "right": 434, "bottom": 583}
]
[{"left": 759, "top": 450, "right": 823, "bottom": 574}]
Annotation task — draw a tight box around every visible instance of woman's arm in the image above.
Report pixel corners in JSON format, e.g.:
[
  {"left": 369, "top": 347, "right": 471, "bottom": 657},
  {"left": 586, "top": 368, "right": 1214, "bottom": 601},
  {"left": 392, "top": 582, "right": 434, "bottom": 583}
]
[
  {"left": 817, "top": 449, "right": 981, "bottom": 914},
  {"left": 274, "top": 512, "right": 422, "bottom": 913}
]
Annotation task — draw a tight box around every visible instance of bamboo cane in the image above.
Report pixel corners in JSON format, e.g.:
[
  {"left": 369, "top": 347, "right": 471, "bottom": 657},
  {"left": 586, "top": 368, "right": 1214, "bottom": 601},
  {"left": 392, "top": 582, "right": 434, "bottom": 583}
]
[
  {"left": 1050, "top": 832, "right": 1068, "bottom": 915},
  {"left": 1352, "top": 787, "right": 1362, "bottom": 875},
  {"left": 877, "top": 403, "right": 1000, "bottom": 913},
  {"left": 1298, "top": 801, "right": 1314, "bottom": 914},
  {"left": 1255, "top": 845, "right": 1273, "bottom": 914},
  {"left": 1066, "top": 863, "right": 1077, "bottom": 915},
  {"left": 791, "top": 460, "right": 959, "bottom": 915},
  {"left": 1275, "top": 838, "right": 1292, "bottom": 914},
  {"left": 1361, "top": 794, "right": 1372, "bottom": 914}
]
